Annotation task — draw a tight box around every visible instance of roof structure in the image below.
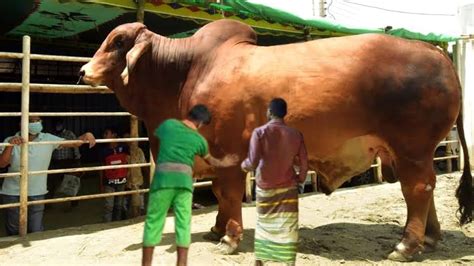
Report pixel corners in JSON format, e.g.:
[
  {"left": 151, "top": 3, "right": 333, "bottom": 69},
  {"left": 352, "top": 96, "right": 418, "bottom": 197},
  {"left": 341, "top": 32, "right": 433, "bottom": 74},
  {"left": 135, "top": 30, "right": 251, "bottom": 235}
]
[{"left": 0, "top": 0, "right": 459, "bottom": 47}]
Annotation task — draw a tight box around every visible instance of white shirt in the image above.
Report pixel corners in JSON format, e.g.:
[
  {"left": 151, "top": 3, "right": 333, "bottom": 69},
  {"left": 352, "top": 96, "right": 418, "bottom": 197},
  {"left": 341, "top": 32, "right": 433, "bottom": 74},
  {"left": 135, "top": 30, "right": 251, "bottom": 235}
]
[{"left": 0, "top": 132, "right": 64, "bottom": 196}]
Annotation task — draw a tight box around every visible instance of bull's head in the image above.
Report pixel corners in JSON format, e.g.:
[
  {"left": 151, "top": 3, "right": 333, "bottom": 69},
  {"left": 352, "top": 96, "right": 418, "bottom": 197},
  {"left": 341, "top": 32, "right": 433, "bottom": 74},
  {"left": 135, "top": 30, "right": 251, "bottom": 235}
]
[{"left": 80, "top": 23, "right": 152, "bottom": 87}]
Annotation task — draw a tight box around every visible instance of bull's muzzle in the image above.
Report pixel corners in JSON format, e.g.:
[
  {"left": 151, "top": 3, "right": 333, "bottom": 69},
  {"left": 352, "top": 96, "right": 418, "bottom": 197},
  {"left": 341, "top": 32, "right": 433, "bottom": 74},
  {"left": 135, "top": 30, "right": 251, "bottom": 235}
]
[{"left": 79, "top": 63, "right": 101, "bottom": 87}]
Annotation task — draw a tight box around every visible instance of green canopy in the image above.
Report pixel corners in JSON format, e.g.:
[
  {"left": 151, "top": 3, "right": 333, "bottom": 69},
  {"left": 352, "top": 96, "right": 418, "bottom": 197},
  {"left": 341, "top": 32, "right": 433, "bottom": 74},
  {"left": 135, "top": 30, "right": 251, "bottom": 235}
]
[{"left": 2, "top": 0, "right": 459, "bottom": 43}]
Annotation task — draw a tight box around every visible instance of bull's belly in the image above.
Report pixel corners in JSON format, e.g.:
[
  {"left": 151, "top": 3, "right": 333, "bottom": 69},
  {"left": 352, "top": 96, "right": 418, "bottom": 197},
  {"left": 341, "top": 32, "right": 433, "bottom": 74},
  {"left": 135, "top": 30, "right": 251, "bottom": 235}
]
[{"left": 311, "top": 134, "right": 387, "bottom": 191}]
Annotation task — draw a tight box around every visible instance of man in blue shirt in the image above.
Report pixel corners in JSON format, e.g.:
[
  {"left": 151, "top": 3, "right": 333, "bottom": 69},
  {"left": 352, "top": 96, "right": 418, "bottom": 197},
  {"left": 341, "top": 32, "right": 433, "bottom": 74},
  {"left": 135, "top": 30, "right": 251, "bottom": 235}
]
[{"left": 0, "top": 116, "right": 96, "bottom": 235}]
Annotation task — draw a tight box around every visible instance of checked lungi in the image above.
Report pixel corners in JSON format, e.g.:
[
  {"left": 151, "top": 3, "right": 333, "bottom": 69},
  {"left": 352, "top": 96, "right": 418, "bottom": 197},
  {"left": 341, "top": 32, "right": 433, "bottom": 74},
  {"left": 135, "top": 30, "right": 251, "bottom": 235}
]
[{"left": 254, "top": 186, "right": 299, "bottom": 264}]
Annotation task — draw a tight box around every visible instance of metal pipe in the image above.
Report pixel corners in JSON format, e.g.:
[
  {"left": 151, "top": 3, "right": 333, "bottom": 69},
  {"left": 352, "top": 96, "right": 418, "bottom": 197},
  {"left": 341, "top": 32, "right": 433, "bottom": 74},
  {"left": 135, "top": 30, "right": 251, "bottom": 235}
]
[
  {"left": 0, "top": 112, "right": 132, "bottom": 117},
  {"left": 19, "top": 36, "right": 31, "bottom": 236}
]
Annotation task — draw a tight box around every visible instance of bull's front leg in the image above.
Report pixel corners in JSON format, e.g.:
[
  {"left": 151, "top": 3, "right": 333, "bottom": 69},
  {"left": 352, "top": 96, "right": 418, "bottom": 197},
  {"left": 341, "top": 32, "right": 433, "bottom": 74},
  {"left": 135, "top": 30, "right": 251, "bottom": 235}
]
[
  {"left": 388, "top": 159, "right": 436, "bottom": 261},
  {"left": 207, "top": 167, "right": 245, "bottom": 254}
]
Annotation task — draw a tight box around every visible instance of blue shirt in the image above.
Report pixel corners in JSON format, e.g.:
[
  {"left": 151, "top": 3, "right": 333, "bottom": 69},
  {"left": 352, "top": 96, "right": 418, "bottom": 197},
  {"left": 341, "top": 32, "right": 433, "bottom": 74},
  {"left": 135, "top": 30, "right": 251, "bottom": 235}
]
[{"left": 0, "top": 132, "right": 64, "bottom": 196}]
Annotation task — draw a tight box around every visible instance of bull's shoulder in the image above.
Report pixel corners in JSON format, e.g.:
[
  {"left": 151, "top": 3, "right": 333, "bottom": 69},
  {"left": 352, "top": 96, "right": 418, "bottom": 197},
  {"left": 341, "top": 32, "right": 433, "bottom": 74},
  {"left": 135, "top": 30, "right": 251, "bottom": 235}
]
[{"left": 193, "top": 19, "right": 257, "bottom": 46}]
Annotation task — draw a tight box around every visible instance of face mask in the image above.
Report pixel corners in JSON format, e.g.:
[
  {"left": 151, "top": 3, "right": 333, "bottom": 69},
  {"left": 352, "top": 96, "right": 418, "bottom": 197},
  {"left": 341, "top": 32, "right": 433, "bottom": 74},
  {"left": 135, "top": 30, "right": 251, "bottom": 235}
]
[{"left": 28, "top": 121, "right": 43, "bottom": 135}]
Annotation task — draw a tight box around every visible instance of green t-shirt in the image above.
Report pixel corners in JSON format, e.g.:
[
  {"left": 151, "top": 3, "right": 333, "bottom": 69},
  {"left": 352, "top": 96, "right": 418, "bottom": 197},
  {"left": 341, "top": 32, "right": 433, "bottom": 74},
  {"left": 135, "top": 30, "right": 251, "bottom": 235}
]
[{"left": 152, "top": 119, "right": 209, "bottom": 192}]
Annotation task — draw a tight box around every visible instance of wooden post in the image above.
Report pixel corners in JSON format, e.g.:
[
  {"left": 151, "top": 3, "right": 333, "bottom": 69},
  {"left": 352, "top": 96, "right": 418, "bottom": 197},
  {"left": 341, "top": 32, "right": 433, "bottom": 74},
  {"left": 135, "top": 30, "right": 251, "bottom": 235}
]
[
  {"left": 375, "top": 157, "right": 383, "bottom": 183},
  {"left": 129, "top": 115, "right": 140, "bottom": 217},
  {"left": 136, "top": 0, "right": 145, "bottom": 23},
  {"left": 245, "top": 172, "right": 253, "bottom": 203},
  {"left": 149, "top": 149, "right": 155, "bottom": 185},
  {"left": 19, "top": 36, "right": 31, "bottom": 236}
]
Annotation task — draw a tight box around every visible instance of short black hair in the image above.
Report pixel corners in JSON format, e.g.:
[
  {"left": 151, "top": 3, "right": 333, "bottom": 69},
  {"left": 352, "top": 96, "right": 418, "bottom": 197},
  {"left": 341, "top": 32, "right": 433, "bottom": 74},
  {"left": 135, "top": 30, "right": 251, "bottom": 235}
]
[
  {"left": 269, "top": 98, "right": 287, "bottom": 118},
  {"left": 187, "top": 104, "right": 211, "bottom": 125},
  {"left": 103, "top": 126, "right": 119, "bottom": 135},
  {"left": 52, "top": 118, "right": 64, "bottom": 126}
]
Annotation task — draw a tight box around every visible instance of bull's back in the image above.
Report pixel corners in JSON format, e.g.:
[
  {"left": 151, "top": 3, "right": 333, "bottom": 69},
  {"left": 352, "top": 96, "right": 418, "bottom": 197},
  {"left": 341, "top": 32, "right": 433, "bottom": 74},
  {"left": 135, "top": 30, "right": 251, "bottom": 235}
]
[{"left": 202, "top": 33, "right": 460, "bottom": 160}]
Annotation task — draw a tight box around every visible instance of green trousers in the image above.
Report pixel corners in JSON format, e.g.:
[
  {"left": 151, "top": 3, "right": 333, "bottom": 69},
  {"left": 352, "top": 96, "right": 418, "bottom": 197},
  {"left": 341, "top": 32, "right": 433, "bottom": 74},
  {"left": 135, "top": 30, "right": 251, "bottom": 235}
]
[{"left": 143, "top": 188, "right": 192, "bottom": 247}]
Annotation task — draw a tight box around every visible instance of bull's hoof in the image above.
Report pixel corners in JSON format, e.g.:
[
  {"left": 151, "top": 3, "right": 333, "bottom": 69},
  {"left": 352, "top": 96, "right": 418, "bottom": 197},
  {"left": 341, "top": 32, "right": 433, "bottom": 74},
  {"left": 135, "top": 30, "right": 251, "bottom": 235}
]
[
  {"left": 212, "top": 236, "right": 238, "bottom": 255},
  {"left": 387, "top": 250, "right": 413, "bottom": 262},
  {"left": 202, "top": 227, "right": 224, "bottom": 242}
]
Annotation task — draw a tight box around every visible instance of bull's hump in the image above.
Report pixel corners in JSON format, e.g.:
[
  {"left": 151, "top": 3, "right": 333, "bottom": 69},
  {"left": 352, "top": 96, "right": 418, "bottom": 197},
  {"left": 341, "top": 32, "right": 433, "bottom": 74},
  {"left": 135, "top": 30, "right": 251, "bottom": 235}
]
[{"left": 193, "top": 19, "right": 257, "bottom": 45}]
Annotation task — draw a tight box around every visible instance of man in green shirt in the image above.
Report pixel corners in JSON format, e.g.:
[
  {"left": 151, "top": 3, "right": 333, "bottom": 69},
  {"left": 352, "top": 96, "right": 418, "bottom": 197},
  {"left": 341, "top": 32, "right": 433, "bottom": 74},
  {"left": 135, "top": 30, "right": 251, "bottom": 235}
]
[{"left": 142, "top": 104, "right": 239, "bottom": 266}]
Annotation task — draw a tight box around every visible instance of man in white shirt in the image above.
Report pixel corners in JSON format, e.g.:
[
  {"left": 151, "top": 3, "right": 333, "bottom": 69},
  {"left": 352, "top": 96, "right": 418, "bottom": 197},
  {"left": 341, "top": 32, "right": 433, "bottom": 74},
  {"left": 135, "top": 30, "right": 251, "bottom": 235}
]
[{"left": 0, "top": 116, "right": 96, "bottom": 235}]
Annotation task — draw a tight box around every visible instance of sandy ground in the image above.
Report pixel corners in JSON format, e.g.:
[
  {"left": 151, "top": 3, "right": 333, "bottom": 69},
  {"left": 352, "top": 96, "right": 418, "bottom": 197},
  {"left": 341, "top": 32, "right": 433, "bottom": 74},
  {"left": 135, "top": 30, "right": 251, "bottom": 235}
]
[{"left": 0, "top": 173, "right": 473, "bottom": 265}]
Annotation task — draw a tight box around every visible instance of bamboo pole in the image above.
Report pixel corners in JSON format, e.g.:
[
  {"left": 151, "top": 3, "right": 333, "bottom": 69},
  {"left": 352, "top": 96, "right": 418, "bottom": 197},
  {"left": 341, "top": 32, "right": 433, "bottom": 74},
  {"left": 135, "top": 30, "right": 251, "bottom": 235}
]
[
  {"left": 0, "top": 83, "right": 111, "bottom": 94},
  {"left": 0, "top": 52, "right": 91, "bottom": 62},
  {"left": 136, "top": 0, "right": 145, "bottom": 23},
  {"left": 0, "top": 179, "right": 215, "bottom": 210},
  {"left": 439, "top": 140, "right": 460, "bottom": 145},
  {"left": 30, "top": 54, "right": 90, "bottom": 62},
  {"left": 19, "top": 36, "right": 31, "bottom": 237},
  {"left": 8, "top": 189, "right": 149, "bottom": 208},
  {"left": 433, "top": 155, "right": 459, "bottom": 161},
  {"left": 375, "top": 157, "right": 383, "bottom": 183},
  {"left": 245, "top": 172, "right": 253, "bottom": 203},
  {"left": 29, "top": 163, "right": 150, "bottom": 176},
  {"left": 0, "top": 112, "right": 131, "bottom": 117},
  {"left": 149, "top": 149, "right": 155, "bottom": 185},
  {"left": 0, "top": 163, "right": 150, "bottom": 179},
  {"left": 129, "top": 115, "right": 140, "bottom": 217},
  {"left": 0, "top": 137, "right": 149, "bottom": 147},
  {"left": 0, "top": 52, "right": 23, "bottom": 59}
]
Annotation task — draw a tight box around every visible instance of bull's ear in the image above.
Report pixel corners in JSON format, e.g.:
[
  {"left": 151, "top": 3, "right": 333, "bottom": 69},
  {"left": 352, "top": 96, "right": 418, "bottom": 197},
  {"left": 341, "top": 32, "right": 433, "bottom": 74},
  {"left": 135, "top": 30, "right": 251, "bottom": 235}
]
[{"left": 121, "top": 37, "right": 151, "bottom": 86}]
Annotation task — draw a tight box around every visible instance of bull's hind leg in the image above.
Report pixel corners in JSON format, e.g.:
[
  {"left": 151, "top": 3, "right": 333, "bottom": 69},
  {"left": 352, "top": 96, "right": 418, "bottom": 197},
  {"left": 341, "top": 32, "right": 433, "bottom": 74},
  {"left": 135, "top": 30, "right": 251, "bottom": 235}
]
[
  {"left": 388, "top": 158, "right": 436, "bottom": 261},
  {"left": 424, "top": 195, "right": 441, "bottom": 252}
]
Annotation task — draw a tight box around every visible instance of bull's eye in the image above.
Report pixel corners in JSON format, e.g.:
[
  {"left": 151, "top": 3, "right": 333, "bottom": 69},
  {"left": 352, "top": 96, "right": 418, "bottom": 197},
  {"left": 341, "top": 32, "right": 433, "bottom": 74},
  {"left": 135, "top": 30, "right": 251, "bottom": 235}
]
[{"left": 115, "top": 40, "right": 124, "bottom": 49}]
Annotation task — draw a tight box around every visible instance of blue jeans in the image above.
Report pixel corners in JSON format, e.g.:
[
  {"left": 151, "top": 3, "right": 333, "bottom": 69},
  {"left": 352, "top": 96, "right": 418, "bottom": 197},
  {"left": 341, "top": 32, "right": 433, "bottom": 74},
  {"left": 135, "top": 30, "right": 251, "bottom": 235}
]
[
  {"left": 2, "top": 195, "right": 45, "bottom": 235},
  {"left": 103, "top": 184, "right": 125, "bottom": 222}
]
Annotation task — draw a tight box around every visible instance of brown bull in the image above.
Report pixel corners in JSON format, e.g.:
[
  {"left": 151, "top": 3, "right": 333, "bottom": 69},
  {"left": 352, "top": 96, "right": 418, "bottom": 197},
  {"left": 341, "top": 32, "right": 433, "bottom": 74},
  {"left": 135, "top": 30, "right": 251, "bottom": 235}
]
[{"left": 80, "top": 19, "right": 472, "bottom": 261}]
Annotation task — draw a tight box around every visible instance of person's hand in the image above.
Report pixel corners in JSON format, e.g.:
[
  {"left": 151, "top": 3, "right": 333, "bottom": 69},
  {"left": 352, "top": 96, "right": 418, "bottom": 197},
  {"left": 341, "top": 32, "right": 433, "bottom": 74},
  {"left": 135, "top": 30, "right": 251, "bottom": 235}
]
[
  {"left": 8, "top": 136, "right": 25, "bottom": 145},
  {"left": 241, "top": 160, "right": 250, "bottom": 173},
  {"left": 220, "top": 154, "right": 239, "bottom": 167},
  {"left": 79, "top": 132, "right": 96, "bottom": 148}
]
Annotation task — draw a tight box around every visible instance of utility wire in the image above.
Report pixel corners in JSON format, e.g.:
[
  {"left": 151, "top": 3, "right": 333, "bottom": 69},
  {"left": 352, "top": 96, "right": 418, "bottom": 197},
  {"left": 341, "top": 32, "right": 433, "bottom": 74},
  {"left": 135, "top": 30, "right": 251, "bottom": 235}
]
[
  {"left": 343, "top": 0, "right": 455, "bottom": 16},
  {"left": 326, "top": 0, "right": 336, "bottom": 20}
]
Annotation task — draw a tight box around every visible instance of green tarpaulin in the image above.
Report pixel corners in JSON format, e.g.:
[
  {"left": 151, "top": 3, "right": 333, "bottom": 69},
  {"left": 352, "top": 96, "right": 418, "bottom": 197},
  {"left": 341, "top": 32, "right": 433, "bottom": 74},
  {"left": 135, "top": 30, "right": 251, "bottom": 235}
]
[{"left": 3, "top": 0, "right": 459, "bottom": 43}]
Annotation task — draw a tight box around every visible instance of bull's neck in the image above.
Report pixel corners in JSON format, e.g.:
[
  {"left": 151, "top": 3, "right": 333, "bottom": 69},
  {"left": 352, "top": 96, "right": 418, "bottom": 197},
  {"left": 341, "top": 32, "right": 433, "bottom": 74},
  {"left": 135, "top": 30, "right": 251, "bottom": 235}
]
[
  {"left": 149, "top": 35, "right": 193, "bottom": 85},
  {"left": 127, "top": 35, "right": 194, "bottom": 123}
]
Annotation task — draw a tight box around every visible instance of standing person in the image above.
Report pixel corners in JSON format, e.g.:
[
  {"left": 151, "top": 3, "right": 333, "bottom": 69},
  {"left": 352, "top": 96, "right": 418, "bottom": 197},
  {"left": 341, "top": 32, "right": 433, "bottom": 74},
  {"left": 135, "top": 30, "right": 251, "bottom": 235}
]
[
  {"left": 0, "top": 116, "right": 95, "bottom": 235},
  {"left": 142, "top": 104, "right": 239, "bottom": 266},
  {"left": 123, "top": 132, "right": 148, "bottom": 218},
  {"left": 100, "top": 126, "right": 129, "bottom": 222},
  {"left": 241, "top": 98, "right": 309, "bottom": 266},
  {"left": 48, "top": 118, "right": 82, "bottom": 208}
]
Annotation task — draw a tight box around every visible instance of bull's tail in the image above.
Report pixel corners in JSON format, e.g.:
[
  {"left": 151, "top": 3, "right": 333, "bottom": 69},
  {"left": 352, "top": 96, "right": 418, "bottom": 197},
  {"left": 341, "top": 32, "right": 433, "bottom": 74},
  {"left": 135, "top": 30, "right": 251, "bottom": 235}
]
[{"left": 455, "top": 100, "right": 473, "bottom": 225}]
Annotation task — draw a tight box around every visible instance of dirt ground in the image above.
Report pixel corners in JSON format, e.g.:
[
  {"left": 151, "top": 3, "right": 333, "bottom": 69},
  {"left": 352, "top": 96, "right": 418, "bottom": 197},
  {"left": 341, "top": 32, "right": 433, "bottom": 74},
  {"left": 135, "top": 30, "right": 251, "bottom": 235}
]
[{"left": 0, "top": 173, "right": 473, "bottom": 265}]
